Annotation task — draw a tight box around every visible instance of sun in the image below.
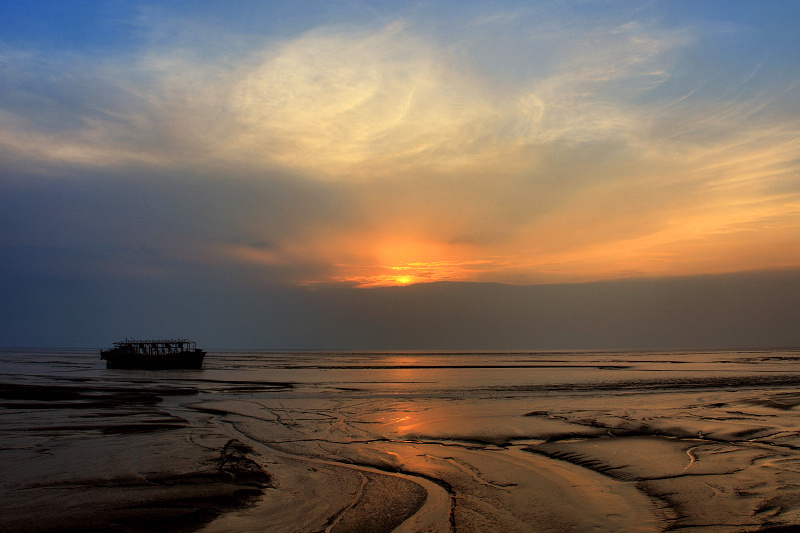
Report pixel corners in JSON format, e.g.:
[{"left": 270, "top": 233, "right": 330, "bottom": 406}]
[{"left": 396, "top": 275, "right": 413, "bottom": 284}]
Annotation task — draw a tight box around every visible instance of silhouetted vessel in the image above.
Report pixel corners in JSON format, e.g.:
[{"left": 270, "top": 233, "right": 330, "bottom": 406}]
[{"left": 101, "top": 339, "right": 206, "bottom": 369}]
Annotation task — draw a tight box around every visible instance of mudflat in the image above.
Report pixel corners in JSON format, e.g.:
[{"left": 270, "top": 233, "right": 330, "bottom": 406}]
[
  {"left": 0, "top": 382, "right": 271, "bottom": 532},
  {"left": 4, "top": 349, "right": 800, "bottom": 532}
]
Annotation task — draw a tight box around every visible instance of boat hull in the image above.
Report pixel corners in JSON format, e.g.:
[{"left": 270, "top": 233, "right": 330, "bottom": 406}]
[{"left": 101, "top": 349, "right": 206, "bottom": 370}]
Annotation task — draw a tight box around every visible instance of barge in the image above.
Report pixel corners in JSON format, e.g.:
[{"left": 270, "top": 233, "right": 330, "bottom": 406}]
[{"left": 101, "top": 339, "right": 206, "bottom": 369}]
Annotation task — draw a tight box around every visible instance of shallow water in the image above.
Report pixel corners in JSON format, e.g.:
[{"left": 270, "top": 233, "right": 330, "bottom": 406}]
[
  {"left": 4, "top": 348, "right": 800, "bottom": 531},
  {"left": 4, "top": 348, "right": 800, "bottom": 395}
]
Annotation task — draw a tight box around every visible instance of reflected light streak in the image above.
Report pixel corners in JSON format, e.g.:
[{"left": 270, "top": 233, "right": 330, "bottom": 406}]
[{"left": 374, "top": 399, "right": 431, "bottom": 434}]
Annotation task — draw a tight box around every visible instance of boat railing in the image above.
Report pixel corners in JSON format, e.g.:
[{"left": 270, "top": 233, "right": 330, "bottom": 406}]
[{"left": 112, "top": 339, "right": 197, "bottom": 355}]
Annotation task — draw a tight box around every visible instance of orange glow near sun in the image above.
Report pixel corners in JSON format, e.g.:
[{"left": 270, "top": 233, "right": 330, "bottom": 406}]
[{"left": 321, "top": 238, "right": 496, "bottom": 288}]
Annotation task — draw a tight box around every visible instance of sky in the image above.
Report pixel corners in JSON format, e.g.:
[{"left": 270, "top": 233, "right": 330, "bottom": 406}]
[{"left": 1, "top": 1, "right": 800, "bottom": 349}]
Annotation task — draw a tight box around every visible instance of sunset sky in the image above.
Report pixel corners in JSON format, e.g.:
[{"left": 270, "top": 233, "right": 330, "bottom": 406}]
[{"left": 2, "top": 1, "right": 799, "bottom": 348}]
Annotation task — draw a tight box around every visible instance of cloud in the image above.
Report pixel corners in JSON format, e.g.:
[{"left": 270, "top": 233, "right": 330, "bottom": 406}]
[
  {"left": 0, "top": 15, "right": 688, "bottom": 175},
  {"left": 1, "top": 7, "right": 799, "bottom": 289}
]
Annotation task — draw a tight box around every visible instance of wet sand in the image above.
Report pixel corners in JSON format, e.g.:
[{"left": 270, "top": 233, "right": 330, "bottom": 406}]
[
  {"left": 187, "top": 389, "right": 800, "bottom": 532},
  {"left": 4, "top": 349, "right": 800, "bottom": 531},
  {"left": 0, "top": 383, "right": 271, "bottom": 532}
]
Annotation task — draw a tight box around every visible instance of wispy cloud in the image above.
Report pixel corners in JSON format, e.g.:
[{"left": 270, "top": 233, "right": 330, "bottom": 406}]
[
  {"left": 0, "top": 15, "right": 688, "bottom": 174},
  {"left": 1, "top": 6, "right": 799, "bottom": 287}
]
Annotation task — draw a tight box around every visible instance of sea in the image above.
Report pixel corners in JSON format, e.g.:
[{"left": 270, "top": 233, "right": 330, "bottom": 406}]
[
  {"left": 4, "top": 347, "right": 800, "bottom": 396},
  {"left": 4, "top": 348, "right": 800, "bottom": 532}
]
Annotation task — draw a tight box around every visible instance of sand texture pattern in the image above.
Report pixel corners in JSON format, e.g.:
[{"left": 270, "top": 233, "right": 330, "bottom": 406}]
[{"left": 5, "top": 349, "right": 800, "bottom": 531}]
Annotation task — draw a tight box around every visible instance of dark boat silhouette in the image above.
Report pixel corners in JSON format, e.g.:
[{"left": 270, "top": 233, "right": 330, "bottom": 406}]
[{"left": 101, "top": 339, "right": 206, "bottom": 369}]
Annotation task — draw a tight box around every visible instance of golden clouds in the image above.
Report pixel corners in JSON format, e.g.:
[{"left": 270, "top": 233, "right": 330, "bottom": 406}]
[
  {"left": 207, "top": 20, "right": 800, "bottom": 285},
  {"left": 2, "top": 14, "right": 800, "bottom": 288},
  {"left": 0, "top": 19, "right": 685, "bottom": 176},
  {"left": 223, "top": 20, "right": 685, "bottom": 179},
  {"left": 229, "top": 23, "right": 496, "bottom": 179}
]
